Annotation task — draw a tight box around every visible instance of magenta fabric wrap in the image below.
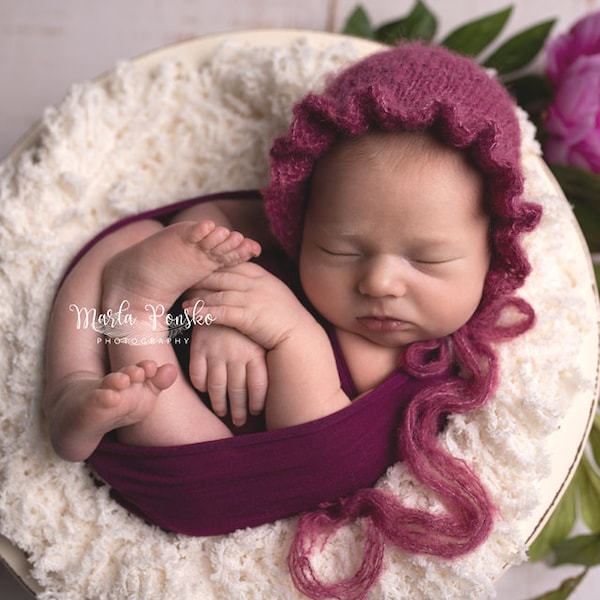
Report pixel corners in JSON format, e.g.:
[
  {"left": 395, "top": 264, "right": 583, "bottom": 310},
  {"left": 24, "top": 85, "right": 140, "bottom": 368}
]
[
  {"left": 90, "top": 368, "right": 434, "bottom": 535},
  {"left": 72, "top": 191, "right": 444, "bottom": 536}
]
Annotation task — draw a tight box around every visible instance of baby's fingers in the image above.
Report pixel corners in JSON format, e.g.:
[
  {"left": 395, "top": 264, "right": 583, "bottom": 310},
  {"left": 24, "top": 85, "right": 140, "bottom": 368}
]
[
  {"left": 187, "top": 299, "right": 250, "bottom": 335},
  {"left": 194, "top": 265, "right": 261, "bottom": 292},
  {"left": 206, "top": 360, "right": 228, "bottom": 418},
  {"left": 189, "top": 356, "right": 208, "bottom": 394},
  {"left": 227, "top": 362, "right": 250, "bottom": 427},
  {"left": 247, "top": 356, "right": 268, "bottom": 416}
]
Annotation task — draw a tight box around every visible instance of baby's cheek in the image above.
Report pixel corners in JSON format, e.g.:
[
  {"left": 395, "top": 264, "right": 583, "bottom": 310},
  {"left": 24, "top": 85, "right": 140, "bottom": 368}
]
[{"left": 431, "top": 295, "right": 478, "bottom": 335}]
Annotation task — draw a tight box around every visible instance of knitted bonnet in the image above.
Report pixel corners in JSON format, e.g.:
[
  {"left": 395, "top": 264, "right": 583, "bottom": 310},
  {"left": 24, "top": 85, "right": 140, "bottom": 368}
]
[{"left": 264, "top": 42, "right": 541, "bottom": 298}]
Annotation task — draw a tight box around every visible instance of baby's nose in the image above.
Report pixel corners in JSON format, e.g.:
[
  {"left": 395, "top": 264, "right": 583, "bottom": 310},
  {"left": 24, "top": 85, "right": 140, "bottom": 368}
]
[{"left": 357, "top": 256, "right": 408, "bottom": 298}]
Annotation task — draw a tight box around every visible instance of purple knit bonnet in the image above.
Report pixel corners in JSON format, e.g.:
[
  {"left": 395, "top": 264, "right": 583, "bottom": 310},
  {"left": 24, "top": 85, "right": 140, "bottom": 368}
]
[{"left": 264, "top": 42, "right": 541, "bottom": 305}]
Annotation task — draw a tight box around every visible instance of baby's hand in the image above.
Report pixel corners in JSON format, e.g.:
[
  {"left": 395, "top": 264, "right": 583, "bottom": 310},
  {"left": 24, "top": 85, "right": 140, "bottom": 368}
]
[
  {"left": 186, "top": 262, "right": 315, "bottom": 351},
  {"left": 188, "top": 324, "right": 268, "bottom": 427}
]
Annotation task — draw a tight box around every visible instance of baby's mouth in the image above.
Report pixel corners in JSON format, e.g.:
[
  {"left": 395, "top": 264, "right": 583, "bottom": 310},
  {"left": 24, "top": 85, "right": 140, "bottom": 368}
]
[{"left": 356, "top": 316, "right": 408, "bottom": 332}]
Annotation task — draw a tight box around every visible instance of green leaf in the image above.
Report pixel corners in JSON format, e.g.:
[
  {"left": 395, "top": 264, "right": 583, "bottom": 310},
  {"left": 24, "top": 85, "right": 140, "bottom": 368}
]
[
  {"left": 483, "top": 19, "right": 556, "bottom": 75},
  {"left": 528, "top": 569, "right": 588, "bottom": 600},
  {"left": 342, "top": 5, "right": 375, "bottom": 39},
  {"left": 528, "top": 474, "right": 578, "bottom": 561},
  {"left": 504, "top": 74, "right": 553, "bottom": 114},
  {"left": 590, "top": 412, "right": 600, "bottom": 469},
  {"left": 441, "top": 6, "right": 512, "bottom": 57},
  {"left": 503, "top": 73, "right": 553, "bottom": 141},
  {"left": 553, "top": 534, "right": 600, "bottom": 567},
  {"left": 578, "top": 455, "right": 600, "bottom": 532},
  {"left": 594, "top": 263, "right": 600, "bottom": 290},
  {"left": 593, "top": 264, "right": 600, "bottom": 289},
  {"left": 550, "top": 164, "right": 600, "bottom": 252},
  {"left": 375, "top": 0, "right": 437, "bottom": 44}
]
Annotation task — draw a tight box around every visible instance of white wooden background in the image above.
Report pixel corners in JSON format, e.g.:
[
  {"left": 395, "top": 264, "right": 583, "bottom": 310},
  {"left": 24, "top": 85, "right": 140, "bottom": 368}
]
[{"left": 1, "top": 1, "right": 599, "bottom": 598}]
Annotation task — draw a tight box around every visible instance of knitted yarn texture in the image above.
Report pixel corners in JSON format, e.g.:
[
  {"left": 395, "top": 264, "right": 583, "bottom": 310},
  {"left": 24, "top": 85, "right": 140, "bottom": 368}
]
[{"left": 265, "top": 43, "right": 539, "bottom": 256}]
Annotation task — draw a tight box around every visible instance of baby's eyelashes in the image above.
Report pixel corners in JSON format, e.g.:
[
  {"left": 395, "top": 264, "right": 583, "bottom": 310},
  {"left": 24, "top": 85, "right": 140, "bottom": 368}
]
[
  {"left": 410, "top": 256, "right": 460, "bottom": 265},
  {"left": 318, "top": 244, "right": 460, "bottom": 265},
  {"left": 318, "top": 245, "right": 360, "bottom": 257}
]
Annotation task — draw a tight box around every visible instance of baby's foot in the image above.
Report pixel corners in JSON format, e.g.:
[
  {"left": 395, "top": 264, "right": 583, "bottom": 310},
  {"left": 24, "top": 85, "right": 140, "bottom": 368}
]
[
  {"left": 96, "top": 360, "right": 177, "bottom": 427},
  {"left": 48, "top": 360, "right": 176, "bottom": 461},
  {"left": 102, "top": 220, "right": 260, "bottom": 326}
]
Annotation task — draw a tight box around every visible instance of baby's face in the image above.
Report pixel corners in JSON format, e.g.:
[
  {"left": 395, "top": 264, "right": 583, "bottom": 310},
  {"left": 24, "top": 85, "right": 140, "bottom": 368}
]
[{"left": 298, "top": 132, "right": 490, "bottom": 349}]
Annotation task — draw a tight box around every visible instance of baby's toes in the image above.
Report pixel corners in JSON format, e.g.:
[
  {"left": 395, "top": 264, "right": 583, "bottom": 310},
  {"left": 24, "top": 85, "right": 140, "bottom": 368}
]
[
  {"left": 120, "top": 364, "right": 147, "bottom": 385},
  {"left": 188, "top": 221, "right": 228, "bottom": 248},
  {"left": 136, "top": 359, "right": 159, "bottom": 379},
  {"left": 101, "top": 370, "right": 132, "bottom": 392},
  {"left": 149, "top": 363, "right": 178, "bottom": 392},
  {"left": 212, "top": 234, "right": 261, "bottom": 266},
  {"left": 92, "top": 386, "right": 122, "bottom": 411},
  {"left": 237, "top": 238, "right": 261, "bottom": 261}
]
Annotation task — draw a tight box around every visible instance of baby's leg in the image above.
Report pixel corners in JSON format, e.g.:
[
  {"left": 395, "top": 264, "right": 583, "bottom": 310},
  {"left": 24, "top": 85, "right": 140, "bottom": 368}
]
[
  {"left": 44, "top": 220, "right": 177, "bottom": 461},
  {"left": 101, "top": 220, "right": 259, "bottom": 447}
]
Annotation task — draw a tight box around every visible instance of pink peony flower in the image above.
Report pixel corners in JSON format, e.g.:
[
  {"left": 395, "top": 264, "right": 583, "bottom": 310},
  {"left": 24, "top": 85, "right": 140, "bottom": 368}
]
[
  {"left": 544, "top": 11, "right": 600, "bottom": 172},
  {"left": 546, "top": 11, "right": 600, "bottom": 83}
]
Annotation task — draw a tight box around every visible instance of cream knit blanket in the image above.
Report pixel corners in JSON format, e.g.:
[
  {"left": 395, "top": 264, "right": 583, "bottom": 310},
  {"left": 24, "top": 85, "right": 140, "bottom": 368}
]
[{"left": 0, "top": 35, "right": 596, "bottom": 599}]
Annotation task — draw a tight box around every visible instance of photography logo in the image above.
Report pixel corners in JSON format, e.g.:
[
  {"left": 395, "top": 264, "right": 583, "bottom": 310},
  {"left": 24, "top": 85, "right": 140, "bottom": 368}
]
[{"left": 69, "top": 299, "right": 215, "bottom": 345}]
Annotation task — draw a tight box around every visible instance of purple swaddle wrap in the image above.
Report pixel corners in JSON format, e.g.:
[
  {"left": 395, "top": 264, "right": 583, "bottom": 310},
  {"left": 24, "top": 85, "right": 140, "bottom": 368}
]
[
  {"left": 89, "top": 362, "right": 434, "bottom": 535},
  {"left": 68, "top": 191, "right": 446, "bottom": 535}
]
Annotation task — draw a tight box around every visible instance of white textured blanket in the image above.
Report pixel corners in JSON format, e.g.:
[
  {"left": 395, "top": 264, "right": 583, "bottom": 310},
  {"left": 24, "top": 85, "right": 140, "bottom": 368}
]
[{"left": 0, "top": 35, "right": 596, "bottom": 599}]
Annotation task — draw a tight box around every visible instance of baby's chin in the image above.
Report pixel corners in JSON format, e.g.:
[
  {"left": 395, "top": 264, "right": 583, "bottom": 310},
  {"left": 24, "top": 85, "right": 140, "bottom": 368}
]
[{"left": 336, "top": 323, "right": 415, "bottom": 349}]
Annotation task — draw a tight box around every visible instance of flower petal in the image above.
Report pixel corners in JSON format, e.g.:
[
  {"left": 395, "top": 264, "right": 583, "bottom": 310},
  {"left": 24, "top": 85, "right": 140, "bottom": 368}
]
[
  {"left": 545, "top": 55, "right": 600, "bottom": 143},
  {"left": 546, "top": 11, "right": 600, "bottom": 82}
]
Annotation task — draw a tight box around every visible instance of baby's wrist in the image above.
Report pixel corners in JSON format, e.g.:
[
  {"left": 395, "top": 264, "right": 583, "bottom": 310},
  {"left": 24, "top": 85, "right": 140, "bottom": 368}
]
[{"left": 270, "top": 312, "right": 325, "bottom": 350}]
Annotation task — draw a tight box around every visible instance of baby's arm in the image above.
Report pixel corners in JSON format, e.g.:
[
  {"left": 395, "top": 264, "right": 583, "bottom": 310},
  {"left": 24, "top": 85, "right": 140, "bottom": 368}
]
[
  {"left": 188, "top": 324, "right": 268, "bottom": 427},
  {"left": 171, "top": 197, "right": 275, "bottom": 425},
  {"left": 186, "top": 263, "right": 351, "bottom": 429}
]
